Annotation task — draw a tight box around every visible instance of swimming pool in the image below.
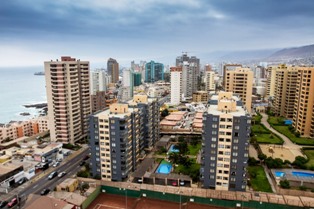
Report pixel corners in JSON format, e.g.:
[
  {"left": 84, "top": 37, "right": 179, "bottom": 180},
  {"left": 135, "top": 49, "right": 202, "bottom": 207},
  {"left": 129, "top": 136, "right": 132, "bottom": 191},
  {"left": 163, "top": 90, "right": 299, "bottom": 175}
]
[
  {"left": 156, "top": 160, "right": 172, "bottom": 174},
  {"left": 292, "top": 171, "right": 314, "bottom": 178},
  {"left": 169, "top": 144, "right": 179, "bottom": 153},
  {"left": 275, "top": 171, "right": 285, "bottom": 177}
]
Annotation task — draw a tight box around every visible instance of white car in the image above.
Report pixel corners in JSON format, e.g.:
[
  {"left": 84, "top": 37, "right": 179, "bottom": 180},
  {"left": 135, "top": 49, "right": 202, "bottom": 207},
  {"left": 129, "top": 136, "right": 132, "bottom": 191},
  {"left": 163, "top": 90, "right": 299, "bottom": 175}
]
[
  {"left": 58, "top": 172, "right": 66, "bottom": 178},
  {"left": 53, "top": 162, "right": 60, "bottom": 167}
]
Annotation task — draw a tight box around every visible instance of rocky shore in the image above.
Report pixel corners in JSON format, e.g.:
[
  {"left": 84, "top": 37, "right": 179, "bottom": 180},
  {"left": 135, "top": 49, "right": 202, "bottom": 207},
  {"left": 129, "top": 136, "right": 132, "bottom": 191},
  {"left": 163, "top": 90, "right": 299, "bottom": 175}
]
[{"left": 23, "top": 103, "right": 47, "bottom": 109}]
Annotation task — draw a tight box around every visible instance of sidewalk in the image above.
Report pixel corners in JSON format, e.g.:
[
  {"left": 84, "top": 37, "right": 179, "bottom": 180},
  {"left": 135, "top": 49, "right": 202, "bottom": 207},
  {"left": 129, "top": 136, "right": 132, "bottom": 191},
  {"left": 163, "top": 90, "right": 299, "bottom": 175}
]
[{"left": 260, "top": 113, "right": 304, "bottom": 157}]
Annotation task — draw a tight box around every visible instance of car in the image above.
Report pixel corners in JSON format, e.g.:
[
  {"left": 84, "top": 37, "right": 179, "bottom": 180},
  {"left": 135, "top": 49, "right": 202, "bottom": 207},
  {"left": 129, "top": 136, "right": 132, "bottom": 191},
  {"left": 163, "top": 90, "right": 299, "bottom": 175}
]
[
  {"left": 137, "top": 178, "right": 143, "bottom": 183},
  {"left": 40, "top": 188, "right": 50, "bottom": 195},
  {"left": 0, "top": 201, "right": 8, "bottom": 208},
  {"left": 79, "top": 161, "right": 85, "bottom": 166},
  {"left": 179, "top": 181, "right": 185, "bottom": 186},
  {"left": 58, "top": 172, "right": 66, "bottom": 178},
  {"left": 83, "top": 155, "right": 89, "bottom": 160},
  {"left": 48, "top": 171, "right": 58, "bottom": 180},
  {"left": 172, "top": 181, "right": 178, "bottom": 186},
  {"left": 53, "top": 162, "right": 60, "bottom": 167},
  {"left": 7, "top": 198, "right": 17, "bottom": 208},
  {"left": 57, "top": 158, "right": 63, "bottom": 162},
  {"left": 18, "top": 177, "right": 27, "bottom": 185}
]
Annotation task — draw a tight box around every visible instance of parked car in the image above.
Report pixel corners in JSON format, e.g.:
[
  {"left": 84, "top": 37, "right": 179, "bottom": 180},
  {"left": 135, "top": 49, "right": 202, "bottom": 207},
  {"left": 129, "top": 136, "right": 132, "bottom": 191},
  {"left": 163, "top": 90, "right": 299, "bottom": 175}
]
[
  {"left": 137, "top": 178, "right": 143, "bottom": 183},
  {"left": 41, "top": 188, "right": 50, "bottom": 195},
  {"left": 79, "top": 161, "right": 85, "bottom": 166},
  {"left": 172, "top": 181, "right": 178, "bottom": 186},
  {"left": 18, "top": 177, "right": 27, "bottom": 185},
  {"left": 179, "top": 181, "right": 185, "bottom": 186},
  {"left": 0, "top": 201, "right": 8, "bottom": 208},
  {"left": 83, "top": 155, "right": 89, "bottom": 160},
  {"left": 53, "top": 162, "right": 60, "bottom": 167},
  {"left": 57, "top": 158, "right": 63, "bottom": 162},
  {"left": 58, "top": 172, "right": 66, "bottom": 178},
  {"left": 48, "top": 171, "right": 58, "bottom": 180},
  {"left": 7, "top": 198, "right": 17, "bottom": 208}
]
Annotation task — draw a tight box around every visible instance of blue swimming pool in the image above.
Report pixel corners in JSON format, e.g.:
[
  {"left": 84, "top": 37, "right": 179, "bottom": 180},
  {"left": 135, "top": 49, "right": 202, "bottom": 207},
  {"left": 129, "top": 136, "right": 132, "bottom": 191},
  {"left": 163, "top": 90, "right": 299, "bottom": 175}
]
[
  {"left": 156, "top": 160, "right": 172, "bottom": 174},
  {"left": 292, "top": 171, "right": 314, "bottom": 178},
  {"left": 275, "top": 171, "right": 286, "bottom": 177},
  {"left": 169, "top": 144, "right": 179, "bottom": 153}
]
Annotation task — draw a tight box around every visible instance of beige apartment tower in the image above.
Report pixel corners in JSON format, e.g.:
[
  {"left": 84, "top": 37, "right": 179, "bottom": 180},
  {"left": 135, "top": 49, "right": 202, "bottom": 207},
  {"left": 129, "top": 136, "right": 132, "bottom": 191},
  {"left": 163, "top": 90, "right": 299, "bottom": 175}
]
[
  {"left": 224, "top": 67, "right": 253, "bottom": 113},
  {"left": 45, "top": 56, "right": 91, "bottom": 144},
  {"left": 293, "top": 67, "right": 314, "bottom": 138},
  {"left": 107, "top": 58, "right": 119, "bottom": 83},
  {"left": 271, "top": 64, "right": 298, "bottom": 118}
]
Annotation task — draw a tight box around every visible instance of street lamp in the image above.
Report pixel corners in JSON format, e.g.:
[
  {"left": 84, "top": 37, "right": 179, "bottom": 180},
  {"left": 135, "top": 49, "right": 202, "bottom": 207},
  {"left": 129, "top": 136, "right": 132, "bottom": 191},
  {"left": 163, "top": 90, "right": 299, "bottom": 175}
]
[{"left": 241, "top": 194, "right": 246, "bottom": 209}]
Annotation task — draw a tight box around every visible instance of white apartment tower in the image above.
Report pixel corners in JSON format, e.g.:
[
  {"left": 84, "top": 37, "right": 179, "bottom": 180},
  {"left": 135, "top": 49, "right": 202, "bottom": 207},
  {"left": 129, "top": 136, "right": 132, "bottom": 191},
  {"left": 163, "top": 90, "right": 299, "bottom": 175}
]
[
  {"left": 45, "top": 56, "right": 91, "bottom": 144},
  {"left": 170, "top": 66, "right": 183, "bottom": 105},
  {"left": 90, "top": 69, "right": 110, "bottom": 95}
]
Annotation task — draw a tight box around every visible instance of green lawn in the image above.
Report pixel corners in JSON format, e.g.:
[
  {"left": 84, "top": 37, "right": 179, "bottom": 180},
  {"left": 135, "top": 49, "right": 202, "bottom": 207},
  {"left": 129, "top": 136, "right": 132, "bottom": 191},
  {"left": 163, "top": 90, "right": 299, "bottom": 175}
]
[
  {"left": 271, "top": 125, "right": 314, "bottom": 145},
  {"left": 247, "top": 166, "right": 272, "bottom": 193},
  {"left": 267, "top": 116, "right": 314, "bottom": 146},
  {"left": 173, "top": 158, "right": 200, "bottom": 182},
  {"left": 188, "top": 143, "right": 201, "bottom": 155},
  {"left": 304, "top": 149, "right": 314, "bottom": 169},
  {"left": 252, "top": 124, "right": 270, "bottom": 134},
  {"left": 255, "top": 133, "right": 283, "bottom": 144},
  {"left": 253, "top": 114, "right": 262, "bottom": 123}
]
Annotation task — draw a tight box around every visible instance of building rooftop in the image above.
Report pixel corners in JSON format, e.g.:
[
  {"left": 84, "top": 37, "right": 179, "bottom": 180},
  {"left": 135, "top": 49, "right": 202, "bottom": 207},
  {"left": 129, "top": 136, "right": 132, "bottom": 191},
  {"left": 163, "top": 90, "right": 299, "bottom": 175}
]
[{"left": 160, "top": 120, "right": 177, "bottom": 126}]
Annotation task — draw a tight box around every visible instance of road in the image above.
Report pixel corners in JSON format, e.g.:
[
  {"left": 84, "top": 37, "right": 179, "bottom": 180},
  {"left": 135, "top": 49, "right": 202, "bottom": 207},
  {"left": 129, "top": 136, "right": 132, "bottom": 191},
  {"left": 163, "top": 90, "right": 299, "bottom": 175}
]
[{"left": 1, "top": 147, "right": 89, "bottom": 209}]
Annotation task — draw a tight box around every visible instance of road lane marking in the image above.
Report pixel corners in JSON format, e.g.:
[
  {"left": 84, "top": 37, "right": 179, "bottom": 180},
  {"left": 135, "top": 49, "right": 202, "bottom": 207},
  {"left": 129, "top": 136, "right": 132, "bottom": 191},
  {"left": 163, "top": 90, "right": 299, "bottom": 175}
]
[{"left": 33, "top": 184, "right": 38, "bottom": 189}]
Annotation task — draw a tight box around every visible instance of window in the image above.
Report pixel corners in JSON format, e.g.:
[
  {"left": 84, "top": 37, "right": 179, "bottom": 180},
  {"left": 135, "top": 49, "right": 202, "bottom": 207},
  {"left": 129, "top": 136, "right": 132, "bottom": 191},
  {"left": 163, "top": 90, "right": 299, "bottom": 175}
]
[
  {"left": 210, "top": 169, "right": 215, "bottom": 173},
  {"left": 234, "top": 139, "right": 238, "bottom": 143},
  {"left": 213, "top": 117, "right": 218, "bottom": 122},
  {"left": 210, "top": 157, "right": 216, "bottom": 161},
  {"left": 232, "top": 159, "right": 237, "bottom": 163},
  {"left": 232, "top": 152, "right": 238, "bottom": 157},
  {"left": 212, "top": 137, "right": 217, "bottom": 142},
  {"left": 233, "top": 146, "right": 238, "bottom": 150},
  {"left": 212, "top": 131, "right": 217, "bottom": 135},
  {"left": 212, "top": 124, "right": 217, "bottom": 128}
]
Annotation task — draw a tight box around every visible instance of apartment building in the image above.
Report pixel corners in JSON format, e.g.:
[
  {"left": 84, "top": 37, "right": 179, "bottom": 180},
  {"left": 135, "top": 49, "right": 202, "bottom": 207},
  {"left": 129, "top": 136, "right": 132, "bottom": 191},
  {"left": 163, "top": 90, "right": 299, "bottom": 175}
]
[
  {"left": 224, "top": 67, "right": 253, "bottom": 113},
  {"left": 293, "top": 67, "right": 314, "bottom": 138},
  {"left": 0, "top": 117, "right": 49, "bottom": 144},
  {"left": 204, "top": 65, "right": 215, "bottom": 92},
  {"left": 107, "top": 58, "right": 119, "bottom": 83},
  {"left": 89, "top": 103, "right": 141, "bottom": 181},
  {"left": 128, "top": 95, "right": 160, "bottom": 150},
  {"left": 266, "top": 66, "right": 277, "bottom": 99},
  {"left": 45, "top": 56, "right": 91, "bottom": 144},
  {"left": 192, "top": 91, "right": 208, "bottom": 103},
  {"left": 170, "top": 66, "right": 182, "bottom": 105},
  {"left": 272, "top": 65, "right": 298, "bottom": 118},
  {"left": 145, "top": 61, "right": 164, "bottom": 83},
  {"left": 91, "top": 91, "right": 107, "bottom": 113},
  {"left": 200, "top": 92, "right": 251, "bottom": 191},
  {"left": 223, "top": 64, "right": 242, "bottom": 88}
]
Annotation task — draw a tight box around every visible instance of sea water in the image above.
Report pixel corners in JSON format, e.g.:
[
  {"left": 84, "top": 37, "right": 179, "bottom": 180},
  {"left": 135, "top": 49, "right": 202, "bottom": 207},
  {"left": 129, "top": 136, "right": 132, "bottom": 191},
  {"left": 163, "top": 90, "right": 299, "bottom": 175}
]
[{"left": 0, "top": 66, "right": 47, "bottom": 123}]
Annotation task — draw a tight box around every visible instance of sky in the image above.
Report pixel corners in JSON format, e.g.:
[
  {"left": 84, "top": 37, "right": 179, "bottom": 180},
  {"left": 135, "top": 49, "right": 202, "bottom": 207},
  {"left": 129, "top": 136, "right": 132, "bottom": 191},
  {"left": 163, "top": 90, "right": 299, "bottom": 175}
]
[{"left": 1, "top": 0, "right": 314, "bottom": 68}]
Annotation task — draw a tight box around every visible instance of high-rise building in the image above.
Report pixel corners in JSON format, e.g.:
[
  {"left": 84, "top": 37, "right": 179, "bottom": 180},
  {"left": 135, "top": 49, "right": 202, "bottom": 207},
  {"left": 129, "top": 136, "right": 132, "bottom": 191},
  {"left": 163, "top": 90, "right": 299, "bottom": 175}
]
[
  {"left": 107, "top": 58, "right": 119, "bottom": 83},
  {"left": 170, "top": 66, "right": 182, "bottom": 105},
  {"left": 272, "top": 65, "right": 298, "bottom": 118},
  {"left": 224, "top": 67, "right": 253, "bottom": 113},
  {"left": 128, "top": 95, "right": 160, "bottom": 150},
  {"left": 89, "top": 103, "right": 141, "bottom": 181},
  {"left": 176, "top": 53, "right": 199, "bottom": 94},
  {"left": 133, "top": 72, "right": 142, "bottom": 86},
  {"left": 200, "top": 92, "right": 251, "bottom": 191},
  {"left": 145, "top": 61, "right": 164, "bottom": 83},
  {"left": 266, "top": 66, "right": 277, "bottom": 99},
  {"left": 223, "top": 64, "right": 242, "bottom": 88},
  {"left": 293, "top": 67, "right": 314, "bottom": 138},
  {"left": 90, "top": 69, "right": 110, "bottom": 95},
  {"left": 91, "top": 91, "right": 107, "bottom": 113},
  {"left": 204, "top": 65, "right": 216, "bottom": 92},
  {"left": 44, "top": 56, "right": 91, "bottom": 143}
]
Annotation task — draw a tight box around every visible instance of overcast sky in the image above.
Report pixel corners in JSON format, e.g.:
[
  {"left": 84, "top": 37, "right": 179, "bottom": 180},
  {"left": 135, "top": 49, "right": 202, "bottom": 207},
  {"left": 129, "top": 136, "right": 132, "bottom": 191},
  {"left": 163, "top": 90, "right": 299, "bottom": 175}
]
[{"left": 1, "top": 0, "right": 314, "bottom": 68}]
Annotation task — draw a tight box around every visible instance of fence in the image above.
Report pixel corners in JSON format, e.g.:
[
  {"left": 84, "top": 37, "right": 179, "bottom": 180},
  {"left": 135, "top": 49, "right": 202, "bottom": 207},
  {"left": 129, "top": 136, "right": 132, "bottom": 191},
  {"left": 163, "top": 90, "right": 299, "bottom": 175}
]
[{"left": 101, "top": 184, "right": 309, "bottom": 209}]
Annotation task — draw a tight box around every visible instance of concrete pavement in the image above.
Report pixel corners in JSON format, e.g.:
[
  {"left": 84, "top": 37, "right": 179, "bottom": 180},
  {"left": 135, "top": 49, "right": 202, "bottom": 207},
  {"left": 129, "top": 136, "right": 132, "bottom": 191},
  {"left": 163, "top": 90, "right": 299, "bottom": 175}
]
[{"left": 260, "top": 113, "right": 304, "bottom": 157}]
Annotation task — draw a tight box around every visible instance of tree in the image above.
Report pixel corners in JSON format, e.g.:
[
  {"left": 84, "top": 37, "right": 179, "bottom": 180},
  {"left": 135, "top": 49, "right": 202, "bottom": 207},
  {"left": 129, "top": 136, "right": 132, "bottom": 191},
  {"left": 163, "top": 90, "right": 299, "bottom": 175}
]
[
  {"left": 292, "top": 156, "right": 308, "bottom": 169},
  {"left": 258, "top": 154, "right": 267, "bottom": 161},
  {"left": 248, "top": 157, "right": 258, "bottom": 166},
  {"left": 161, "top": 109, "right": 169, "bottom": 117},
  {"left": 178, "top": 141, "right": 188, "bottom": 155},
  {"left": 279, "top": 180, "right": 290, "bottom": 189}
]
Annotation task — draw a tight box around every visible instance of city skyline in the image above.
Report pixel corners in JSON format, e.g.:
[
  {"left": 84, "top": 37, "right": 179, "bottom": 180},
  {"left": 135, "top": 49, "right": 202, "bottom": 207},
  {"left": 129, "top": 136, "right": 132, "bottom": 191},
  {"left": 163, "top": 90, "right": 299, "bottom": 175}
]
[{"left": 1, "top": 0, "right": 314, "bottom": 67}]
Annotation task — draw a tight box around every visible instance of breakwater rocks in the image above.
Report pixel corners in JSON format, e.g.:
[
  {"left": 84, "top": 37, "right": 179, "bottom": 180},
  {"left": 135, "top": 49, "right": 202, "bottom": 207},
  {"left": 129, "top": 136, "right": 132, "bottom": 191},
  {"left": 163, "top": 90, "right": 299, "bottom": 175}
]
[{"left": 24, "top": 103, "right": 47, "bottom": 109}]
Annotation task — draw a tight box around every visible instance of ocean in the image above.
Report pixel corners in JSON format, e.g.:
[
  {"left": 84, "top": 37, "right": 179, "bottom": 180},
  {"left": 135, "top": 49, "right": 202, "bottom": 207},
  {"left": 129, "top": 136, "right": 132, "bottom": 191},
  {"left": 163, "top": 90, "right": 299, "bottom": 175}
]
[{"left": 0, "top": 66, "right": 47, "bottom": 123}]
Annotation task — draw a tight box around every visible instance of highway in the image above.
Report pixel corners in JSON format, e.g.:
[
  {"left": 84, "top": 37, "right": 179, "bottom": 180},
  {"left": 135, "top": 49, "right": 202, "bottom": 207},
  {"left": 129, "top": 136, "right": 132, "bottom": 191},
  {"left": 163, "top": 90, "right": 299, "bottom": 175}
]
[{"left": 1, "top": 147, "right": 90, "bottom": 209}]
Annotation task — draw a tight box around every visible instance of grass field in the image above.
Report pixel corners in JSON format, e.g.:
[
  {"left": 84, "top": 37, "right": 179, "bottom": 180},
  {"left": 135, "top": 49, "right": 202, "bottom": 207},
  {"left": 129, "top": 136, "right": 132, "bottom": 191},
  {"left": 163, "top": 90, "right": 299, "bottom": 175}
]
[
  {"left": 267, "top": 116, "right": 314, "bottom": 145},
  {"left": 255, "top": 133, "right": 283, "bottom": 144},
  {"left": 188, "top": 143, "right": 201, "bottom": 155},
  {"left": 304, "top": 149, "right": 314, "bottom": 169},
  {"left": 247, "top": 166, "right": 272, "bottom": 193},
  {"left": 252, "top": 124, "right": 270, "bottom": 134}
]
